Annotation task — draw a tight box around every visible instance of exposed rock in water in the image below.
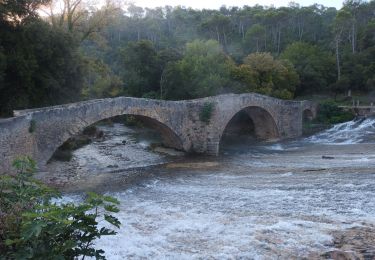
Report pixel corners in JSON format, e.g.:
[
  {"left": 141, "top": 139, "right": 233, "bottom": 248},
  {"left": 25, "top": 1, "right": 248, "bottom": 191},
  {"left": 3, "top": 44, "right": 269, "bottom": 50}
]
[
  {"left": 153, "top": 146, "right": 185, "bottom": 156},
  {"left": 165, "top": 161, "right": 219, "bottom": 169},
  {"left": 322, "top": 225, "right": 375, "bottom": 259},
  {"left": 51, "top": 125, "right": 104, "bottom": 161}
]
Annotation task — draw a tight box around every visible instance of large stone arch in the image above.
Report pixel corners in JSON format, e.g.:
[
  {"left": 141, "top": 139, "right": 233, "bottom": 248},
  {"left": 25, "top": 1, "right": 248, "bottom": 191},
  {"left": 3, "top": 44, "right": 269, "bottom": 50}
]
[
  {"left": 19, "top": 97, "right": 188, "bottom": 168},
  {"left": 50, "top": 114, "right": 184, "bottom": 161},
  {"left": 218, "top": 105, "right": 280, "bottom": 150},
  {"left": 42, "top": 113, "right": 184, "bottom": 165},
  {"left": 198, "top": 94, "right": 295, "bottom": 155}
]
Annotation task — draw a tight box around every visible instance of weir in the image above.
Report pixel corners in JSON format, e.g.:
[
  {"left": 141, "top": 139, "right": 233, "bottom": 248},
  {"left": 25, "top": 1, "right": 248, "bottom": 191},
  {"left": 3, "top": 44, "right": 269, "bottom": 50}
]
[{"left": 0, "top": 93, "right": 317, "bottom": 172}]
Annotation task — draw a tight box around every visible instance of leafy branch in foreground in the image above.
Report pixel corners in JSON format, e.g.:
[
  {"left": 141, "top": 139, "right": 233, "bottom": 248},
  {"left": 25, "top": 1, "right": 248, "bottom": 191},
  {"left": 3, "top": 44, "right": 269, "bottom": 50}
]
[{"left": 0, "top": 156, "right": 120, "bottom": 259}]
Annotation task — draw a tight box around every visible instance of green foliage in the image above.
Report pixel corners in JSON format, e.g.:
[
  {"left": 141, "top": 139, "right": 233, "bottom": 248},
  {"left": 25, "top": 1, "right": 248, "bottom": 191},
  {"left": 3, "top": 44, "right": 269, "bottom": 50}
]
[
  {"left": 1, "top": 1, "right": 375, "bottom": 114},
  {"left": 330, "top": 77, "right": 351, "bottom": 99},
  {"left": 244, "top": 24, "right": 266, "bottom": 52},
  {"left": 0, "top": 0, "right": 50, "bottom": 23},
  {"left": 0, "top": 157, "right": 120, "bottom": 259},
  {"left": 341, "top": 46, "right": 375, "bottom": 92},
  {"left": 0, "top": 19, "right": 84, "bottom": 116},
  {"left": 82, "top": 58, "right": 123, "bottom": 99},
  {"left": 200, "top": 14, "right": 231, "bottom": 47},
  {"left": 28, "top": 120, "right": 36, "bottom": 133},
  {"left": 315, "top": 101, "right": 354, "bottom": 124},
  {"left": 162, "top": 40, "right": 235, "bottom": 100},
  {"left": 0, "top": 47, "right": 5, "bottom": 87},
  {"left": 91, "top": 2, "right": 374, "bottom": 101},
  {"left": 119, "top": 40, "right": 161, "bottom": 97},
  {"left": 281, "top": 42, "right": 336, "bottom": 95},
  {"left": 232, "top": 52, "right": 299, "bottom": 99},
  {"left": 199, "top": 102, "right": 214, "bottom": 123}
]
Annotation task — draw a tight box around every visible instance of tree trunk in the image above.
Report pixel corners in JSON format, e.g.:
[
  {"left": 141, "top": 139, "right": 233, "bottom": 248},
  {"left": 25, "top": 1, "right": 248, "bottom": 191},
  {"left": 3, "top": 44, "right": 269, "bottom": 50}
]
[
  {"left": 298, "top": 23, "right": 304, "bottom": 41},
  {"left": 351, "top": 23, "right": 355, "bottom": 53},
  {"left": 277, "top": 28, "right": 281, "bottom": 54},
  {"left": 335, "top": 37, "right": 341, "bottom": 81},
  {"left": 264, "top": 27, "right": 267, "bottom": 51},
  {"left": 223, "top": 31, "right": 227, "bottom": 48}
]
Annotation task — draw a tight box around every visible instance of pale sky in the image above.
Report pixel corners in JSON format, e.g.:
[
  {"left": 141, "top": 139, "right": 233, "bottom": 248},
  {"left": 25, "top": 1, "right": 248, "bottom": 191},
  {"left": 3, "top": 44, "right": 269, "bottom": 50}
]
[{"left": 133, "top": 0, "right": 343, "bottom": 9}]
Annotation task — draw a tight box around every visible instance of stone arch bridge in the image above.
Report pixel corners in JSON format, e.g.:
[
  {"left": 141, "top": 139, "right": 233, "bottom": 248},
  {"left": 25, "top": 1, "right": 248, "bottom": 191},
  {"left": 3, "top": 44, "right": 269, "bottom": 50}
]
[{"left": 0, "top": 93, "right": 317, "bottom": 172}]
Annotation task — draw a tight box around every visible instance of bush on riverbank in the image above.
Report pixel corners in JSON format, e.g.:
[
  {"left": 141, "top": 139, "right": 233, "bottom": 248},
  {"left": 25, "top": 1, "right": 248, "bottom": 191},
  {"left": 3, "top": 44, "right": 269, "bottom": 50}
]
[
  {"left": 52, "top": 126, "right": 104, "bottom": 161},
  {"left": 315, "top": 101, "right": 354, "bottom": 124},
  {"left": 0, "top": 157, "right": 120, "bottom": 259}
]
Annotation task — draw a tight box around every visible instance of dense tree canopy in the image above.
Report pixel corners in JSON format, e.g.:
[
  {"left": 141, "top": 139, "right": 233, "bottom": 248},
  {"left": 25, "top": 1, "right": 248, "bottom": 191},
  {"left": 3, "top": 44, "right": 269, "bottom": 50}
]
[
  {"left": 87, "top": 0, "right": 374, "bottom": 101},
  {"left": 232, "top": 52, "right": 299, "bottom": 99},
  {"left": 280, "top": 42, "right": 335, "bottom": 95},
  {"left": 0, "top": 0, "right": 49, "bottom": 23},
  {"left": 0, "top": 0, "right": 86, "bottom": 116},
  {"left": 161, "top": 40, "right": 235, "bottom": 99},
  {"left": 0, "top": 0, "right": 374, "bottom": 116}
]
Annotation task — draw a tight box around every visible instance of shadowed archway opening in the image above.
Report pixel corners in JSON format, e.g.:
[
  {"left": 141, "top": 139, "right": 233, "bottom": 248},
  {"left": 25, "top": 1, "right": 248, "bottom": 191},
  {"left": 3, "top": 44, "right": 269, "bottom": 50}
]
[
  {"left": 303, "top": 109, "right": 314, "bottom": 122},
  {"left": 302, "top": 109, "right": 315, "bottom": 136},
  {"left": 219, "top": 107, "right": 279, "bottom": 152},
  {"left": 50, "top": 114, "right": 184, "bottom": 162},
  {"left": 129, "top": 115, "right": 183, "bottom": 150}
]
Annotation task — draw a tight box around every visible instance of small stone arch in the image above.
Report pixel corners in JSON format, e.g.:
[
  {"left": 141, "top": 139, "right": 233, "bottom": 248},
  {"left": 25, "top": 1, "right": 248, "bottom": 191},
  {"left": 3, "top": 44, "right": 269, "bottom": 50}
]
[
  {"left": 218, "top": 106, "right": 280, "bottom": 150},
  {"left": 303, "top": 109, "right": 314, "bottom": 122}
]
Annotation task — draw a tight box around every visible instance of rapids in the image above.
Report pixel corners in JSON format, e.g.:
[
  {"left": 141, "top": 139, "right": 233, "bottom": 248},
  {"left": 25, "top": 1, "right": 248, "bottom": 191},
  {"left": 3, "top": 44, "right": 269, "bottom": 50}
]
[{"left": 45, "top": 118, "right": 375, "bottom": 259}]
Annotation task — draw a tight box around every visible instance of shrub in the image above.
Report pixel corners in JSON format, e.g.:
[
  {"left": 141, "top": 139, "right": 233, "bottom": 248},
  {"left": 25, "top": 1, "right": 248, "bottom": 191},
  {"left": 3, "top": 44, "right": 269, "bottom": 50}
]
[
  {"left": 28, "top": 120, "right": 36, "bottom": 133},
  {"left": 0, "top": 157, "right": 120, "bottom": 259},
  {"left": 199, "top": 102, "right": 214, "bottom": 124},
  {"left": 123, "top": 115, "right": 144, "bottom": 128},
  {"left": 82, "top": 125, "right": 98, "bottom": 136},
  {"left": 315, "top": 101, "right": 354, "bottom": 124}
]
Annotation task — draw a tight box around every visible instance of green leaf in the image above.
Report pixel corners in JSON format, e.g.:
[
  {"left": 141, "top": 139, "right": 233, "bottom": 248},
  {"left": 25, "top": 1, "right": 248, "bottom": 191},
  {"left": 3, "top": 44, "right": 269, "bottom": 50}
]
[
  {"left": 102, "top": 195, "right": 120, "bottom": 205},
  {"left": 22, "top": 221, "right": 46, "bottom": 239},
  {"left": 99, "top": 227, "right": 117, "bottom": 236},
  {"left": 104, "top": 214, "right": 121, "bottom": 228},
  {"left": 5, "top": 239, "right": 18, "bottom": 246},
  {"left": 104, "top": 204, "right": 119, "bottom": 213}
]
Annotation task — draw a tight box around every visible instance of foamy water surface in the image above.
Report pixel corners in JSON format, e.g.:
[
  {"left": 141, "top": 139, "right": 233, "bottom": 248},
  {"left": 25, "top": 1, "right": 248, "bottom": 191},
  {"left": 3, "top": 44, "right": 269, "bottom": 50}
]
[{"left": 59, "top": 118, "right": 375, "bottom": 259}]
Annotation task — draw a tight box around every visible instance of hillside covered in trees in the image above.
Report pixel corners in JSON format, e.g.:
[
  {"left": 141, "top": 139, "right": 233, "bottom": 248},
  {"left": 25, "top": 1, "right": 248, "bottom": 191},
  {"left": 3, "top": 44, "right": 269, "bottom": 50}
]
[{"left": 0, "top": 0, "right": 374, "bottom": 116}]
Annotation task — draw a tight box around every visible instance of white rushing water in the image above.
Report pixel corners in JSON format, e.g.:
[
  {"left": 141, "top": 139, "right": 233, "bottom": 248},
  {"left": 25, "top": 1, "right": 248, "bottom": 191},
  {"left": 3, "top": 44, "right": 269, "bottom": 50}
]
[
  {"left": 72, "top": 124, "right": 169, "bottom": 172},
  {"left": 58, "top": 119, "right": 375, "bottom": 259},
  {"left": 81, "top": 169, "right": 375, "bottom": 259},
  {"left": 306, "top": 117, "right": 375, "bottom": 144}
]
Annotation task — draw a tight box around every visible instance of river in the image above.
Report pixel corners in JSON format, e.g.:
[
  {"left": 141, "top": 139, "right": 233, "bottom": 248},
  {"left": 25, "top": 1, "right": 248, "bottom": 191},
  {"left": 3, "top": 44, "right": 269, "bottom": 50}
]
[{"left": 40, "top": 118, "right": 375, "bottom": 259}]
